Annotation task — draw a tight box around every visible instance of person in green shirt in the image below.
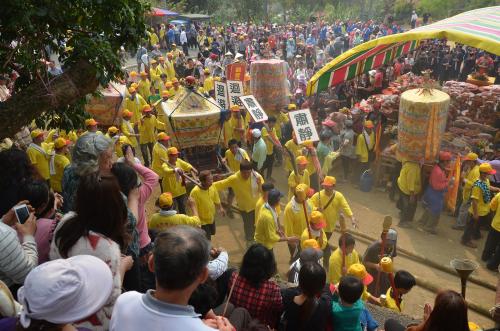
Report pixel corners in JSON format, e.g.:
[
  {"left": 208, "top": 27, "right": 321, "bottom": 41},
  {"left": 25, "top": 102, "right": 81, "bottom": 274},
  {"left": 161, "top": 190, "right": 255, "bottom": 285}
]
[{"left": 317, "top": 130, "right": 333, "bottom": 169}]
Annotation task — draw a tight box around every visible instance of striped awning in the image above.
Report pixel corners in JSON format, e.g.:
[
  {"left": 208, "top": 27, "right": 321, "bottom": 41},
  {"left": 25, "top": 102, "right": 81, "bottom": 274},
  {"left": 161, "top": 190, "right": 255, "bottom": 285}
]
[{"left": 307, "top": 5, "right": 500, "bottom": 96}]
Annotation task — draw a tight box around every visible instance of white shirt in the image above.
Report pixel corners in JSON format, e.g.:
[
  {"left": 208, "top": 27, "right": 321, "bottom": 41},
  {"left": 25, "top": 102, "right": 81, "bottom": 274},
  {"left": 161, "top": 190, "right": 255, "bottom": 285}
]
[{"left": 180, "top": 31, "right": 188, "bottom": 44}]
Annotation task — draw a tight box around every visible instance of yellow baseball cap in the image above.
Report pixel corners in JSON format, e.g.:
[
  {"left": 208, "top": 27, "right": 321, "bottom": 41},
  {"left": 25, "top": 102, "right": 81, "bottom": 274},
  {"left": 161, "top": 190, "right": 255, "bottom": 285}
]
[
  {"left": 364, "top": 120, "right": 374, "bottom": 128},
  {"left": 165, "top": 81, "right": 173, "bottom": 88},
  {"left": 288, "top": 103, "right": 297, "bottom": 110},
  {"left": 294, "top": 183, "right": 309, "bottom": 200},
  {"left": 301, "top": 140, "right": 313, "bottom": 148},
  {"left": 204, "top": 68, "right": 210, "bottom": 74},
  {"left": 54, "top": 137, "right": 70, "bottom": 149},
  {"left": 85, "top": 118, "right": 98, "bottom": 127},
  {"left": 128, "top": 86, "right": 136, "bottom": 94},
  {"left": 464, "top": 152, "right": 478, "bottom": 161},
  {"left": 30, "top": 129, "right": 44, "bottom": 139},
  {"left": 107, "top": 126, "right": 119, "bottom": 134},
  {"left": 479, "top": 162, "right": 496, "bottom": 175},
  {"left": 129, "top": 71, "right": 138, "bottom": 77},
  {"left": 171, "top": 77, "right": 178, "bottom": 83},
  {"left": 122, "top": 109, "right": 133, "bottom": 118},
  {"left": 347, "top": 263, "right": 374, "bottom": 285},
  {"left": 161, "top": 90, "right": 170, "bottom": 98},
  {"left": 142, "top": 105, "right": 152, "bottom": 113},
  {"left": 322, "top": 176, "right": 336, "bottom": 186},
  {"left": 296, "top": 155, "right": 308, "bottom": 165},
  {"left": 140, "top": 71, "right": 148, "bottom": 77},
  {"left": 159, "top": 192, "right": 173, "bottom": 208},
  {"left": 230, "top": 105, "right": 240, "bottom": 112},
  {"left": 157, "top": 132, "right": 170, "bottom": 141},
  {"left": 131, "top": 82, "right": 139, "bottom": 89},
  {"left": 310, "top": 210, "right": 326, "bottom": 229},
  {"left": 167, "top": 147, "right": 179, "bottom": 155},
  {"left": 302, "top": 239, "right": 320, "bottom": 250}
]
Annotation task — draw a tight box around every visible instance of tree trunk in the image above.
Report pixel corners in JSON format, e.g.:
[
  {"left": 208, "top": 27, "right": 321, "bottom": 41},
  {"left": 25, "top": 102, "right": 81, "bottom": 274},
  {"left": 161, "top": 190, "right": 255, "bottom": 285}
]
[{"left": 0, "top": 60, "right": 98, "bottom": 140}]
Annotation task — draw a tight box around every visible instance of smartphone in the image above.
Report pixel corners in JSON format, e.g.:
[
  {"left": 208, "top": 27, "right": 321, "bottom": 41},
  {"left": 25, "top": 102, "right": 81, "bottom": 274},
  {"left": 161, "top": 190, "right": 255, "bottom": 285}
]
[{"left": 13, "top": 204, "right": 30, "bottom": 224}]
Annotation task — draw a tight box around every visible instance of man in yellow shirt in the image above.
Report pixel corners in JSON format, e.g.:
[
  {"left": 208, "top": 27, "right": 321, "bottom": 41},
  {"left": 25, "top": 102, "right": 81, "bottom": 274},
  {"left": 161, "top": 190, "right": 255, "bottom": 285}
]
[
  {"left": 255, "top": 189, "right": 298, "bottom": 250},
  {"left": 81, "top": 118, "right": 102, "bottom": 136},
  {"left": 482, "top": 191, "right": 500, "bottom": 270},
  {"left": 202, "top": 69, "right": 214, "bottom": 96},
  {"left": 310, "top": 176, "right": 356, "bottom": 268},
  {"left": 355, "top": 120, "right": 375, "bottom": 183},
  {"left": 152, "top": 132, "right": 171, "bottom": 179},
  {"left": 261, "top": 116, "right": 281, "bottom": 180},
  {"left": 50, "top": 137, "right": 71, "bottom": 193},
  {"left": 287, "top": 155, "right": 310, "bottom": 200},
  {"left": 120, "top": 109, "right": 139, "bottom": 148},
  {"left": 462, "top": 163, "right": 496, "bottom": 248},
  {"left": 397, "top": 160, "right": 422, "bottom": 227},
  {"left": 160, "top": 147, "right": 198, "bottom": 214},
  {"left": 149, "top": 192, "right": 201, "bottom": 230},
  {"left": 137, "top": 71, "right": 152, "bottom": 100},
  {"left": 284, "top": 134, "right": 302, "bottom": 175},
  {"left": 148, "top": 28, "right": 159, "bottom": 49},
  {"left": 124, "top": 86, "right": 148, "bottom": 125},
  {"left": 300, "top": 210, "right": 327, "bottom": 250},
  {"left": 149, "top": 60, "right": 163, "bottom": 93},
  {"left": 27, "top": 129, "right": 51, "bottom": 182},
  {"left": 454, "top": 152, "right": 480, "bottom": 230},
  {"left": 164, "top": 53, "right": 176, "bottom": 81},
  {"left": 255, "top": 182, "right": 275, "bottom": 225},
  {"left": 223, "top": 138, "right": 250, "bottom": 218},
  {"left": 226, "top": 105, "right": 246, "bottom": 145},
  {"left": 138, "top": 105, "right": 164, "bottom": 167},
  {"left": 189, "top": 171, "right": 225, "bottom": 241},
  {"left": 328, "top": 233, "right": 360, "bottom": 285},
  {"left": 284, "top": 183, "right": 312, "bottom": 260},
  {"left": 214, "top": 160, "right": 263, "bottom": 242}
]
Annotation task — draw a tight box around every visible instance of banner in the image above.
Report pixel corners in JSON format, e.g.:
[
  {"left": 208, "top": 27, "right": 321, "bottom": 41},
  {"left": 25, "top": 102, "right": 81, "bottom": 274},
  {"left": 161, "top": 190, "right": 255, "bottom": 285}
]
[
  {"left": 240, "top": 95, "right": 268, "bottom": 123},
  {"left": 227, "top": 80, "right": 244, "bottom": 108},
  {"left": 289, "top": 109, "right": 319, "bottom": 144},
  {"left": 214, "top": 81, "right": 228, "bottom": 110},
  {"left": 226, "top": 63, "right": 246, "bottom": 81}
]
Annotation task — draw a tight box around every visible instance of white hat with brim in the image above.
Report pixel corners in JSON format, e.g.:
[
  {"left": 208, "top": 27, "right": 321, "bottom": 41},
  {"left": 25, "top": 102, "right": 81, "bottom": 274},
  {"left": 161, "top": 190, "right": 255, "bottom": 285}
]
[
  {"left": 17, "top": 255, "right": 113, "bottom": 326},
  {"left": 252, "top": 128, "right": 262, "bottom": 138},
  {"left": 235, "top": 53, "right": 244, "bottom": 59}
]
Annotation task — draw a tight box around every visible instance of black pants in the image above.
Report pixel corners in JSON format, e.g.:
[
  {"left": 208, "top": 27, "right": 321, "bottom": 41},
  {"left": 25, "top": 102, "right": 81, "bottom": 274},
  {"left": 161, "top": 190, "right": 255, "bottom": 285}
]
[
  {"left": 341, "top": 155, "right": 354, "bottom": 180},
  {"left": 262, "top": 153, "right": 274, "bottom": 179},
  {"left": 182, "top": 43, "right": 189, "bottom": 56},
  {"left": 384, "top": 319, "right": 406, "bottom": 331},
  {"left": 482, "top": 228, "right": 500, "bottom": 270},
  {"left": 462, "top": 213, "right": 489, "bottom": 243},
  {"left": 240, "top": 210, "right": 256, "bottom": 241},
  {"left": 323, "top": 232, "right": 334, "bottom": 270},
  {"left": 398, "top": 191, "right": 417, "bottom": 224},
  {"left": 201, "top": 223, "right": 216, "bottom": 241},
  {"left": 174, "top": 194, "right": 187, "bottom": 214},
  {"left": 140, "top": 142, "right": 153, "bottom": 167},
  {"left": 123, "top": 256, "right": 141, "bottom": 292}
]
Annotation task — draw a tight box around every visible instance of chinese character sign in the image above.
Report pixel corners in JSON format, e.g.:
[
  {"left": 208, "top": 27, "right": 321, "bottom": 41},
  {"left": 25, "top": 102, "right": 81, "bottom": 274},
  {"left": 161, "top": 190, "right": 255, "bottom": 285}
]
[
  {"left": 240, "top": 95, "right": 268, "bottom": 123},
  {"left": 227, "top": 80, "right": 244, "bottom": 108},
  {"left": 289, "top": 109, "right": 319, "bottom": 144},
  {"left": 226, "top": 63, "right": 246, "bottom": 81},
  {"left": 214, "top": 81, "right": 228, "bottom": 110}
]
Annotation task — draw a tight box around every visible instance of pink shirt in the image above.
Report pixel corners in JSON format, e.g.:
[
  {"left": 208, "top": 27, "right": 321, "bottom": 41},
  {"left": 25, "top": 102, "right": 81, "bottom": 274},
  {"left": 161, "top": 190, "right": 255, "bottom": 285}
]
[
  {"left": 34, "top": 218, "right": 57, "bottom": 264},
  {"left": 133, "top": 163, "right": 159, "bottom": 248},
  {"left": 429, "top": 164, "right": 448, "bottom": 191}
]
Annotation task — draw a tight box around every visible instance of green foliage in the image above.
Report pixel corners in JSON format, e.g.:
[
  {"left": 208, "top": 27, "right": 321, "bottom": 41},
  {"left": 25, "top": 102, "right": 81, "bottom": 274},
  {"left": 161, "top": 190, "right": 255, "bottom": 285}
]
[{"left": 0, "top": 0, "right": 149, "bottom": 130}]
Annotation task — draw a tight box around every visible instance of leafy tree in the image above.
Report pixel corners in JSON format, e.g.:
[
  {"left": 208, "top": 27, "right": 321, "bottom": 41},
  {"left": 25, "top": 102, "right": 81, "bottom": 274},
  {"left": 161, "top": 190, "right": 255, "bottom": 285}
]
[{"left": 0, "top": 0, "right": 149, "bottom": 139}]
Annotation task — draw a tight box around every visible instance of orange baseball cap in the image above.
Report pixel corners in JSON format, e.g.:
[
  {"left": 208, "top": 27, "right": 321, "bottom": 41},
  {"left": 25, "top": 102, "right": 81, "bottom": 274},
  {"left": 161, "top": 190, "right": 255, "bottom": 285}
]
[
  {"left": 85, "top": 118, "right": 98, "bottom": 127},
  {"left": 310, "top": 210, "right": 326, "bottom": 229},
  {"left": 157, "top": 132, "right": 170, "bottom": 141},
  {"left": 347, "top": 263, "right": 374, "bottom": 285},
  {"left": 296, "top": 155, "right": 308, "bottom": 165},
  {"left": 294, "top": 183, "right": 309, "bottom": 200},
  {"left": 463, "top": 152, "right": 478, "bottom": 161},
  {"left": 165, "top": 81, "right": 173, "bottom": 88},
  {"left": 161, "top": 90, "right": 170, "bottom": 98},
  {"left": 128, "top": 86, "right": 136, "bottom": 94},
  {"left": 167, "top": 147, "right": 179, "bottom": 155},
  {"left": 54, "top": 137, "right": 70, "bottom": 149},
  {"left": 302, "top": 239, "right": 320, "bottom": 250},
  {"left": 480, "top": 163, "right": 496, "bottom": 175},
  {"left": 159, "top": 192, "right": 173, "bottom": 208},
  {"left": 30, "top": 129, "right": 44, "bottom": 139},
  {"left": 364, "top": 120, "right": 374, "bottom": 128},
  {"left": 107, "top": 126, "right": 119, "bottom": 134},
  {"left": 322, "top": 176, "right": 336, "bottom": 186},
  {"left": 142, "top": 105, "right": 152, "bottom": 113},
  {"left": 140, "top": 71, "right": 148, "bottom": 77},
  {"left": 230, "top": 105, "right": 240, "bottom": 112},
  {"left": 122, "top": 109, "right": 133, "bottom": 118}
]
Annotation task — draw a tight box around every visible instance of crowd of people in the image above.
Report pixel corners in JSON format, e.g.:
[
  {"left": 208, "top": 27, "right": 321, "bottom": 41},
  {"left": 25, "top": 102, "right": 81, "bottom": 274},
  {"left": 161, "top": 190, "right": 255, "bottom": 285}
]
[{"left": 1, "top": 13, "right": 500, "bottom": 331}]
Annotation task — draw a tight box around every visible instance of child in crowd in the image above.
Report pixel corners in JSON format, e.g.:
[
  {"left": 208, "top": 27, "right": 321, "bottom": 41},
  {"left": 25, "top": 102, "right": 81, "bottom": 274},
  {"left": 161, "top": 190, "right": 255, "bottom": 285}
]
[
  {"left": 383, "top": 270, "right": 416, "bottom": 313},
  {"left": 331, "top": 275, "right": 365, "bottom": 331}
]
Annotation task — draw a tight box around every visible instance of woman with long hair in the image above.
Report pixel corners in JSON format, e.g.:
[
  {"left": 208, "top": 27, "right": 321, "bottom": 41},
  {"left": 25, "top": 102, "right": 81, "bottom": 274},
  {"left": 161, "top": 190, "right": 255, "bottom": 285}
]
[{"left": 50, "top": 173, "right": 133, "bottom": 331}]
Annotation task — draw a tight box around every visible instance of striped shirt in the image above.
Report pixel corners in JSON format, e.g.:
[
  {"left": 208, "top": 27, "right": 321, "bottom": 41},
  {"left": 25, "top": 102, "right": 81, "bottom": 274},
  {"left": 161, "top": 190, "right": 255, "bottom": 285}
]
[{"left": 0, "top": 221, "right": 38, "bottom": 287}]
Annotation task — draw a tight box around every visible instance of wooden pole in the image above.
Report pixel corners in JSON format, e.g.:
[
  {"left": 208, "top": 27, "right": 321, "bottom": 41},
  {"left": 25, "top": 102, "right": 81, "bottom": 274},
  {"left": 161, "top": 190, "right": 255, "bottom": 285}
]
[{"left": 339, "top": 214, "right": 347, "bottom": 276}]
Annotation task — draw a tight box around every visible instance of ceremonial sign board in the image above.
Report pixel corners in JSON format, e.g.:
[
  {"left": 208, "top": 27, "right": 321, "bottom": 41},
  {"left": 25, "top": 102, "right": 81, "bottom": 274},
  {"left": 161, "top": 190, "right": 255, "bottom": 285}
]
[
  {"left": 214, "top": 81, "right": 228, "bottom": 110},
  {"left": 227, "top": 80, "right": 244, "bottom": 108},
  {"left": 239, "top": 95, "right": 268, "bottom": 123},
  {"left": 289, "top": 109, "right": 319, "bottom": 144},
  {"left": 226, "top": 63, "right": 246, "bottom": 81}
]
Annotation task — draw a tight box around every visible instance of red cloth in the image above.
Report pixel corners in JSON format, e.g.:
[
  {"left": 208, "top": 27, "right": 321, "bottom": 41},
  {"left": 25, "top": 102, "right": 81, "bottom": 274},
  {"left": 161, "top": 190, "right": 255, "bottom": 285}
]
[
  {"left": 228, "top": 272, "right": 283, "bottom": 328},
  {"left": 393, "top": 62, "right": 402, "bottom": 78},
  {"left": 429, "top": 164, "right": 448, "bottom": 191}
]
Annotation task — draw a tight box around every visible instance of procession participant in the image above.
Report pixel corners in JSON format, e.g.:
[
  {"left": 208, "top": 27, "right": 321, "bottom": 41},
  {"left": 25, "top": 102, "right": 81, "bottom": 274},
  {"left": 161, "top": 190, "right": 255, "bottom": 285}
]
[
  {"left": 287, "top": 155, "right": 311, "bottom": 201},
  {"left": 328, "top": 233, "right": 360, "bottom": 285},
  {"left": 284, "top": 183, "right": 312, "bottom": 260},
  {"left": 224, "top": 138, "right": 250, "bottom": 173},
  {"left": 50, "top": 137, "right": 71, "bottom": 193},
  {"left": 138, "top": 105, "right": 164, "bottom": 168},
  {"left": 137, "top": 71, "right": 151, "bottom": 100},
  {"left": 482, "top": 190, "right": 500, "bottom": 271},
  {"left": 227, "top": 105, "right": 246, "bottom": 145},
  {"left": 251, "top": 128, "right": 267, "bottom": 174},
  {"left": 214, "top": 160, "right": 263, "bottom": 243},
  {"left": 189, "top": 171, "right": 225, "bottom": 241},
  {"left": 284, "top": 132, "right": 302, "bottom": 175},
  {"left": 156, "top": 90, "right": 169, "bottom": 131},
  {"left": 355, "top": 120, "right": 375, "bottom": 183},
  {"left": 151, "top": 132, "right": 171, "bottom": 180},
  {"left": 27, "top": 129, "right": 51, "bottom": 183},
  {"left": 261, "top": 116, "right": 281, "bottom": 181},
  {"left": 115, "top": 135, "right": 133, "bottom": 158},
  {"left": 418, "top": 151, "right": 452, "bottom": 234},
  {"left": 255, "top": 182, "right": 275, "bottom": 224},
  {"left": 158, "top": 74, "right": 169, "bottom": 95},
  {"left": 124, "top": 87, "right": 148, "bottom": 125},
  {"left": 255, "top": 189, "right": 299, "bottom": 251},
  {"left": 82, "top": 118, "right": 102, "bottom": 135},
  {"left": 165, "top": 53, "right": 176, "bottom": 80},
  {"left": 120, "top": 109, "right": 139, "bottom": 148},
  {"left": 300, "top": 210, "right": 327, "bottom": 250},
  {"left": 160, "top": 147, "right": 197, "bottom": 214},
  {"left": 203, "top": 68, "right": 215, "bottom": 96},
  {"left": 310, "top": 176, "right": 356, "bottom": 269},
  {"left": 397, "top": 160, "right": 422, "bottom": 227},
  {"left": 340, "top": 119, "right": 357, "bottom": 182},
  {"left": 149, "top": 192, "right": 201, "bottom": 230},
  {"left": 105, "top": 126, "right": 119, "bottom": 140},
  {"left": 461, "top": 163, "right": 496, "bottom": 248},
  {"left": 363, "top": 228, "right": 398, "bottom": 295},
  {"left": 149, "top": 59, "right": 162, "bottom": 93},
  {"left": 453, "top": 152, "right": 480, "bottom": 230},
  {"left": 300, "top": 140, "right": 320, "bottom": 191},
  {"left": 170, "top": 77, "right": 181, "bottom": 96}
]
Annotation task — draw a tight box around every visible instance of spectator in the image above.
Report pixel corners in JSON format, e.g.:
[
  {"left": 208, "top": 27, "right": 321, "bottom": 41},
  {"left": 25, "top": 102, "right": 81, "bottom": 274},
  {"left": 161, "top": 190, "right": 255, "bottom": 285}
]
[
  {"left": 281, "top": 262, "right": 331, "bottom": 330},
  {"left": 287, "top": 248, "right": 323, "bottom": 285},
  {"left": 110, "top": 226, "right": 234, "bottom": 331},
  {"left": 227, "top": 243, "right": 283, "bottom": 328},
  {"left": 331, "top": 275, "right": 365, "bottom": 331},
  {"left": 50, "top": 173, "right": 133, "bottom": 330}
]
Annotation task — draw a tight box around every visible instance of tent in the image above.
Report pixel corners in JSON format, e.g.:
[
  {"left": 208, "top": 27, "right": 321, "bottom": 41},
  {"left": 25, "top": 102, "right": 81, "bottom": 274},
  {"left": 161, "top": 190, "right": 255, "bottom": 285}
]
[
  {"left": 149, "top": 7, "right": 178, "bottom": 17},
  {"left": 307, "top": 5, "right": 500, "bottom": 96}
]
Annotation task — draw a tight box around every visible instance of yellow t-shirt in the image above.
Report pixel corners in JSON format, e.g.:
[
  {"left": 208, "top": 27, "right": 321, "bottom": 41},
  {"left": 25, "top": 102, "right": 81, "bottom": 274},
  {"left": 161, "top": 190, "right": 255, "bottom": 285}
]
[
  {"left": 490, "top": 193, "right": 500, "bottom": 232},
  {"left": 120, "top": 120, "right": 138, "bottom": 147},
  {"left": 227, "top": 117, "right": 244, "bottom": 142},
  {"left": 300, "top": 228, "right": 327, "bottom": 250},
  {"left": 355, "top": 132, "right": 375, "bottom": 163},
  {"left": 138, "top": 115, "right": 164, "bottom": 144},
  {"left": 468, "top": 179, "right": 491, "bottom": 217},
  {"left": 283, "top": 198, "right": 311, "bottom": 237},
  {"left": 310, "top": 190, "right": 353, "bottom": 232},
  {"left": 214, "top": 171, "right": 263, "bottom": 213},
  {"left": 203, "top": 76, "right": 214, "bottom": 94},
  {"left": 50, "top": 154, "right": 70, "bottom": 192},
  {"left": 160, "top": 159, "right": 193, "bottom": 198},
  {"left": 189, "top": 185, "right": 221, "bottom": 225},
  {"left": 463, "top": 165, "right": 480, "bottom": 201},
  {"left": 224, "top": 148, "right": 250, "bottom": 173},
  {"left": 254, "top": 206, "right": 281, "bottom": 250},
  {"left": 149, "top": 212, "right": 200, "bottom": 230},
  {"left": 124, "top": 94, "right": 148, "bottom": 124},
  {"left": 284, "top": 139, "right": 302, "bottom": 172},
  {"left": 328, "top": 248, "right": 360, "bottom": 285},
  {"left": 137, "top": 79, "right": 151, "bottom": 100},
  {"left": 397, "top": 161, "right": 422, "bottom": 195},
  {"left": 384, "top": 287, "right": 404, "bottom": 312},
  {"left": 261, "top": 126, "right": 277, "bottom": 155},
  {"left": 115, "top": 136, "right": 132, "bottom": 157},
  {"left": 152, "top": 142, "right": 169, "bottom": 175},
  {"left": 255, "top": 196, "right": 266, "bottom": 225},
  {"left": 287, "top": 169, "right": 310, "bottom": 200},
  {"left": 27, "top": 145, "right": 50, "bottom": 180}
]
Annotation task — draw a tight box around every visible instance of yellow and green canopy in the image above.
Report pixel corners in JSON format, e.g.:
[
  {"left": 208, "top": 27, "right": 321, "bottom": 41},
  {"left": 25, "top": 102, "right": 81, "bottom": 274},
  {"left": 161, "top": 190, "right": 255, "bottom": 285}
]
[{"left": 307, "top": 5, "right": 500, "bottom": 96}]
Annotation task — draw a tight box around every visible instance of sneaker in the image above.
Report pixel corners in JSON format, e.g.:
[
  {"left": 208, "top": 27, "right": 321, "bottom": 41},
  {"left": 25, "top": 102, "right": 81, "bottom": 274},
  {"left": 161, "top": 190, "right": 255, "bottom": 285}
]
[{"left": 461, "top": 241, "right": 477, "bottom": 248}]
